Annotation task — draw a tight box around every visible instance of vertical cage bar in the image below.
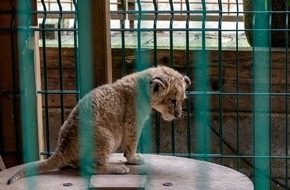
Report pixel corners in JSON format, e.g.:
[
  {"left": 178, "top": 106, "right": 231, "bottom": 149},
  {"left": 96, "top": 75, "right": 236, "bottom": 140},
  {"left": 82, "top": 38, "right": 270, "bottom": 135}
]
[
  {"left": 77, "top": 1, "right": 94, "bottom": 97},
  {"left": 153, "top": 0, "right": 158, "bottom": 67},
  {"left": 120, "top": 0, "right": 127, "bottom": 76},
  {"left": 268, "top": 2, "right": 272, "bottom": 188},
  {"left": 40, "top": 0, "right": 51, "bottom": 157},
  {"left": 10, "top": 0, "right": 21, "bottom": 164},
  {"left": 193, "top": 2, "right": 210, "bottom": 189},
  {"left": 195, "top": 0, "right": 211, "bottom": 161},
  {"left": 73, "top": 0, "right": 80, "bottom": 102},
  {"left": 185, "top": 0, "right": 191, "bottom": 157},
  {"left": 152, "top": 0, "right": 161, "bottom": 154},
  {"left": 17, "top": 0, "right": 39, "bottom": 161},
  {"left": 56, "top": 0, "right": 65, "bottom": 124},
  {"left": 135, "top": 0, "right": 152, "bottom": 154},
  {"left": 136, "top": 0, "right": 144, "bottom": 153},
  {"left": 285, "top": 1, "right": 289, "bottom": 189},
  {"left": 217, "top": 0, "right": 223, "bottom": 165},
  {"left": 136, "top": 0, "right": 144, "bottom": 71},
  {"left": 77, "top": 0, "right": 94, "bottom": 182},
  {"left": 252, "top": 0, "right": 271, "bottom": 189},
  {"left": 169, "top": 0, "right": 176, "bottom": 155},
  {"left": 235, "top": 0, "right": 240, "bottom": 171},
  {"left": 17, "top": 0, "right": 38, "bottom": 188}
]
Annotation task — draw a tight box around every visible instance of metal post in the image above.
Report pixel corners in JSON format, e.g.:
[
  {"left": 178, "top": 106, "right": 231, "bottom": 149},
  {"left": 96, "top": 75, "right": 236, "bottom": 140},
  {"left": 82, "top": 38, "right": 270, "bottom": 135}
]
[
  {"left": 17, "top": 0, "right": 38, "bottom": 188},
  {"left": 77, "top": 0, "right": 112, "bottom": 184},
  {"left": 17, "top": 0, "right": 39, "bottom": 163},
  {"left": 252, "top": 1, "right": 271, "bottom": 189}
]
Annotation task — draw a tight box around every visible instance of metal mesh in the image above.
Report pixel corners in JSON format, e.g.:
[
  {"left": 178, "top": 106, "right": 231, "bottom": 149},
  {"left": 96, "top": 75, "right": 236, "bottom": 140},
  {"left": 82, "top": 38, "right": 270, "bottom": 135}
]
[{"left": 0, "top": 0, "right": 289, "bottom": 189}]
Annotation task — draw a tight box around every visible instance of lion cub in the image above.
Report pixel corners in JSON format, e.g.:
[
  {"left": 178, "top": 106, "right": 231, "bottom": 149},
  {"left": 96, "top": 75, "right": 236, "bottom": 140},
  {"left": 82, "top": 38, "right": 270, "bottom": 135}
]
[{"left": 7, "top": 66, "right": 190, "bottom": 184}]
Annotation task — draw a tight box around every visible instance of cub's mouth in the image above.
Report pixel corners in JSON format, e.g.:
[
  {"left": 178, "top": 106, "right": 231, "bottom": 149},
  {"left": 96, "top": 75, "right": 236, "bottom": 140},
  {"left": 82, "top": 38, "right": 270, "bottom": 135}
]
[
  {"left": 153, "top": 106, "right": 182, "bottom": 121},
  {"left": 161, "top": 113, "right": 177, "bottom": 121}
]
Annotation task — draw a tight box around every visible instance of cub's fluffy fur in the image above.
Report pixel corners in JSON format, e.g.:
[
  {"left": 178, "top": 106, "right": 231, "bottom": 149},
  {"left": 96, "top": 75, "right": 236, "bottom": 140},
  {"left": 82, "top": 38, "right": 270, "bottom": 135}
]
[{"left": 7, "top": 66, "right": 190, "bottom": 185}]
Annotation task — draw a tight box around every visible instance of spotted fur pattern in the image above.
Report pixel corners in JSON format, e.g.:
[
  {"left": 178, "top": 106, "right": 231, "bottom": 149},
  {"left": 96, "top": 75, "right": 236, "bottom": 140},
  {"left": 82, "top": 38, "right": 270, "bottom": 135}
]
[{"left": 7, "top": 66, "right": 190, "bottom": 185}]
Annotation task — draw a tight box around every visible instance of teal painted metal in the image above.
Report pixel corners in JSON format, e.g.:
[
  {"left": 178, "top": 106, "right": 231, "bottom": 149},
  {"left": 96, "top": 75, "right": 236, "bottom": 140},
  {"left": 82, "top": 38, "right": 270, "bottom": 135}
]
[
  {"left": 217, "top": 0, "right": 224, "bottom": 166},
  {"left": 77, "top": 1, "right": 94, "bottom": 98},
  {"left": 252, "top": 1, "right": 271, "bottom": 189},
  {"left": 193, "top": 0, "right": 211, "bottom": 162},
  {"left": 39, "top": 0, "right": 51, "bottom": 156},
  {"left": 169, "top": 0, "right": 176, "bottom": 156},
  {"left": 135, "top": 0, "right": 153, "bottom": 155},
  {"left": 56, "top": 0, "right": 65, "bottom": 124},
  {"left": 17, "top": 1, "right": 38, "bottom": 189},
  {"left": 234, "top": 0, "right": 241, "bottom": 171},
  {"left": 185, "top": 0, "right": 192, "bottom": 157},
  {"left": 17, "top": 0, "right": 38, "bottom": 170},
  {"left": 77, "top": 0, "right": 95, "bottom": 182},
  {"left": 152, "top": 0, "right": 161, "bottom": 155},
  {"left": 285, "top": 1, "right": 289, "bottom": 189}
]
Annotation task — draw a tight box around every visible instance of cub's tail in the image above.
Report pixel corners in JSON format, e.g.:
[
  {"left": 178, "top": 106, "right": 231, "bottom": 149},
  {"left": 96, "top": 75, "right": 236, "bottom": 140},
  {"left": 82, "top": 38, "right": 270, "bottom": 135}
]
[{"left": 7, "top": 152, "right": 68, "bottom": 185}]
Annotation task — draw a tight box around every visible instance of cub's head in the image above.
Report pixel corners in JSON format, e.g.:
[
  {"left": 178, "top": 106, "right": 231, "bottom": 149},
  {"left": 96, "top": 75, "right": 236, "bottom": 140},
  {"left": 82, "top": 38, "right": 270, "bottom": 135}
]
[{"left": 149, "top": 66, "right": 191, "bottom": 121}]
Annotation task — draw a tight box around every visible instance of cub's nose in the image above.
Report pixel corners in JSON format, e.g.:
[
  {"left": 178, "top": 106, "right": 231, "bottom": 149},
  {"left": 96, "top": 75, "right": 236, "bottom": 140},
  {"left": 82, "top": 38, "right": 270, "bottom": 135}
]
[{"left": 174, "top": 110, "right": 182, "bottom": 118}]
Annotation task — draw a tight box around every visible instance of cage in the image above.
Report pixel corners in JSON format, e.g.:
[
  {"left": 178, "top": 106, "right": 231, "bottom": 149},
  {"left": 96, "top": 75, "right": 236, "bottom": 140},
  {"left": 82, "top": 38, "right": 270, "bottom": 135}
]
[{"left": 0, "top": 0, "right": 289, "bottom": 189}]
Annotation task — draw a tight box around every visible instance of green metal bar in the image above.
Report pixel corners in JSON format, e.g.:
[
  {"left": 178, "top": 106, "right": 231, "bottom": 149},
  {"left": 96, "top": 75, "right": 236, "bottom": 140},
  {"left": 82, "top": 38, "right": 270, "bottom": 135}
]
[
  {"left": 112, "top": 9, "right": 290, "bottom": 14},
  {"left": 194, "top": 0, "right": 211, "bottom": 162},
  {"left": 217, "top": 0, "right": 224, "bottom": 166},
  {"left": 152, "top": 0, "right": 161, "bottom": 155},
  {"left": 120, "top": 0, "right": 127, "bottom": 76},
  {"left": 169, "top": 0, "right": 176, "bottom": 155},
  {"left": 235, "top": 0, "right": 240, "bottom": 171},
  {"left": 29, "top": 28, "right": 75, "bottom": 32},
  {"left": 252, "top": 1, "right": 271, "bottom": 189},
  {"left": 77, "top": 0, "right": 94, "bottom": 181},
  {"left": 135, "top": 0, "right": 144, "bottom": 153},
  {"left": 135, "top": 0, "right": 153, "bottom": 155},
  {"left": 268, "top": 2, "right": 273, "bottom": 189},
  {"left": 185, "top": 0, "right": 192, "bottom": 157},
  {"left": 73, "top": 0, "right": 80, "bottom": 102},
  {"left": 56, "top": 0, "right": 65, "bottom": 124},
  {"left": 15, "top": 89, "right": 289, "bottom": 96},
  {"left": 154, "top": 112, "right": 161, "bottom": 154},
  {"left": 56, "top": 1, "right": 65, "bottom": 122},
  {"left": 37, "top": 90, "right": 78, "bottom": 94},
  {"left": 187, "top": 91, "right": 290, "bottom": 96},
  {"left": 111, "top": 27, "right": 290, "bottom": 32},
  {"left": 285, "top": 1, "right": 289, "bottom": 189},
  {"left": 17, "top": 0, "right": 38, "bottom": 188},
  {"left": 10, "top": 0, "right": 21, "bottom": 164},
  {"left": 153, "top": 0, "right": 158, "bottom": 67},
  {"left": 18, "top": 0, "right": 39, "bottom": 162},
  {"left": 40, "top": 0, "right": 51, "bottom": 157},
  {"left": 135, "top": 0, "right": 147, "bottom": 72},
  {"left": 77, "top": 1, "right": 94, "bottom": 97},
  {"left": 157, "top": 153, "right": 290, "bottom": 159},
  {"left": 194, "top": 5, "right": 210, "bottom": 181}
]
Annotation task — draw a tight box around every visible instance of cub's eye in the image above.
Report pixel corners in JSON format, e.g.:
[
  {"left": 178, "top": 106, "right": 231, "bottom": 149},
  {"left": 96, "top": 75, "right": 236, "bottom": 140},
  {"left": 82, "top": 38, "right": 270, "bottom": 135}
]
[{"left": 171, "top": 99, "right": 177, "bottom": 105}]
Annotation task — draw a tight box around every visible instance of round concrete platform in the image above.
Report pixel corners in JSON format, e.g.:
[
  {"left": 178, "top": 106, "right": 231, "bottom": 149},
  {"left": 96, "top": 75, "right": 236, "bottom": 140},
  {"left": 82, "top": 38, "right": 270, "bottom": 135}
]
[{"left": 0, "top": 154, "right": 253, "bottom": 190}]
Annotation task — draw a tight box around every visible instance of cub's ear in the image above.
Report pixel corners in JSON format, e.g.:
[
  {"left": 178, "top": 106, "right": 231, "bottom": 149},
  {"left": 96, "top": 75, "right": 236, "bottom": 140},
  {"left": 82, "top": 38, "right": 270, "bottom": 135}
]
[
  {"left": 150, "top": 77, "right": 165, "bottom": 92},
  {"left": 184, "top": 75, "right": 191, "bottom": 89}
]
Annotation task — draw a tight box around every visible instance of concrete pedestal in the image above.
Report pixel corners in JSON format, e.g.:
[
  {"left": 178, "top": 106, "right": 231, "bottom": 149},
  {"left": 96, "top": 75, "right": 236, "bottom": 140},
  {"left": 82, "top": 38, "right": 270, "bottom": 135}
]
[{"left": 0, "top": 154, "right": 253, "bottom": 190}]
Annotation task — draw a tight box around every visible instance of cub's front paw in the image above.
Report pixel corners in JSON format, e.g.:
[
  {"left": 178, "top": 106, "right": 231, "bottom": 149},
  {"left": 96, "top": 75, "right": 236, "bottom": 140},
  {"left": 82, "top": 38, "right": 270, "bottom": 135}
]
[{"left": 126, "top": 153, "right": 144, "bottom": 165}]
